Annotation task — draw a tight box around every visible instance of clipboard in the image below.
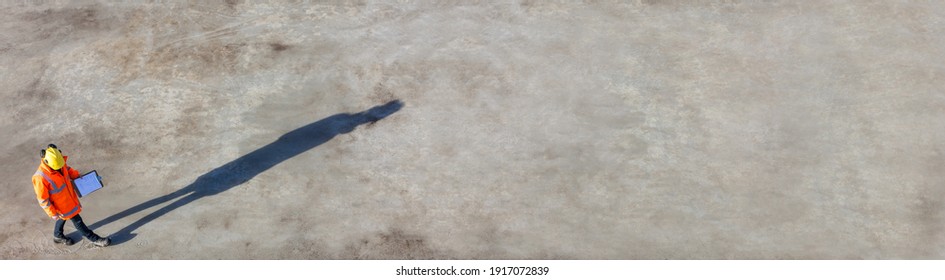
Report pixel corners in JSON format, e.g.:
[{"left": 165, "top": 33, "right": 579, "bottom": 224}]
[{"left": 73, "top": 170, "right": 103, "bottom": 198}]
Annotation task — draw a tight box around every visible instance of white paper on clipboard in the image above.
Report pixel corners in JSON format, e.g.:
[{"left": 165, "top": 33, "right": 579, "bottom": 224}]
[{"left": 73, "top": 170, "right": 103, "bottom": 198}]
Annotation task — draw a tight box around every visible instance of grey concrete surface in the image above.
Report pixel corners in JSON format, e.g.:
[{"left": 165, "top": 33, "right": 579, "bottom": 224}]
[{"left": 1, "top": 1, "right": 943, "bottom": 259}]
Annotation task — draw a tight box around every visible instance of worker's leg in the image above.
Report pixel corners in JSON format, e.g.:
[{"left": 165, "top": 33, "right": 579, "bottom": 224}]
[
  {"left": 51, "top": 218, "right": 75, "bottom": 245},
  {"left": 69, "top": 214, "right": 110, "bottom": 247},
  {"left": 53, "top": 218, "right": 66, "bottom": 238},
  {"left": 68, "top": 214, "right": 102, "bottom": 241}
]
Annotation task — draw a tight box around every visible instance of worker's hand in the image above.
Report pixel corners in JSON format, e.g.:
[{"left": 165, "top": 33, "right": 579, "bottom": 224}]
[{"left": 51, "top": 214, "right": 62, "bottom": 220}]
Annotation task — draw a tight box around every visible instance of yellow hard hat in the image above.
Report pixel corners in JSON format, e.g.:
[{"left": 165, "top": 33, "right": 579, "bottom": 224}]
[{"left": 44, "top": 147, "right": 65, "bottom": 170}]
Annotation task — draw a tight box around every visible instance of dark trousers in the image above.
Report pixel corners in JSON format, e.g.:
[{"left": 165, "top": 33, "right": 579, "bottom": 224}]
[{"left": 54, "top": 214, "right": 99, "bottom": 240}]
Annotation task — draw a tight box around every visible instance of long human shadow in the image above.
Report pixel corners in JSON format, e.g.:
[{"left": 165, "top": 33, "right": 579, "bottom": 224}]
[{"left": 88, "top": 100, "right": 404, "bottom": 245}]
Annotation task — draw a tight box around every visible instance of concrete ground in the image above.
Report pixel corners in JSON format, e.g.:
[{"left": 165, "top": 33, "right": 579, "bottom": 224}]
[{"left": 0, "top": 1, "right": 943, "bottom": 259}]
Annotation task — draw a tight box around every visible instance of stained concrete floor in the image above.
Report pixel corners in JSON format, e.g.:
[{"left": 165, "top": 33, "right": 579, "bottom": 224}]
[{"left": 0, "top": 1, "right": 943, "bottom": 259}]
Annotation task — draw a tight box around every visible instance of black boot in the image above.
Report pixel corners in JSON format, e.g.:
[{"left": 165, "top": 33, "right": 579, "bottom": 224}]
[
  {"left": 53, "top": 235, "right": 75, "bottom": 246},
  {"left": 89, "top": 234, "right": 111, "bottom": 247}
]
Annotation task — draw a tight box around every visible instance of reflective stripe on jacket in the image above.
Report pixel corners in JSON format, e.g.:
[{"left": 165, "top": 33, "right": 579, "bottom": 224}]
[{"left": 32, "top": 156, "right": 82, "bottom": 219}]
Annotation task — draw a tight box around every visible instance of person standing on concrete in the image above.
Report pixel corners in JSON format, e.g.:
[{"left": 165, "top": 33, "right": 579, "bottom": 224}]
[{"left": 32, "top": 144, "right": 111, "bottom": 247}]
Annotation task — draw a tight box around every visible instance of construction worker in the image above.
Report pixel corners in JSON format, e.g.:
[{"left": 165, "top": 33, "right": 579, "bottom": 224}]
[{"left": 32, "top": 144, "right": 110, "bottom": 247}]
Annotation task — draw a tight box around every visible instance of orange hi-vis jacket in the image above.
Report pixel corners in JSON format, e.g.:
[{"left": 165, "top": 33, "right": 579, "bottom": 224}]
[{"left": 32, "top": 156, "right": 82, "bottom": 220}]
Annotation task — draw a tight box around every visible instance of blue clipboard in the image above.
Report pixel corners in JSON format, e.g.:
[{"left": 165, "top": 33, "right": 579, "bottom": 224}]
[{"left": 73, "top": 170, "right": 103, "bottom": 198}]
